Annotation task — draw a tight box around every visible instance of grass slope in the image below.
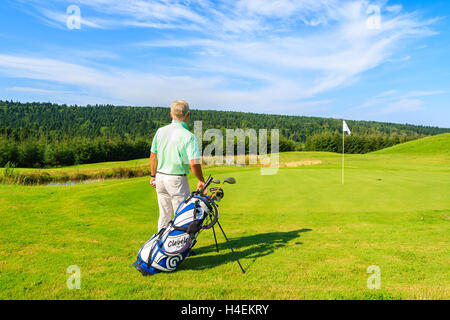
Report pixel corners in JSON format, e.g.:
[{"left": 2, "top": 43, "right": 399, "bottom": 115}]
[
  {"left": 374, "top": 133, "right": 450, "bottom": 155},
  {"left": 0, "top": 150, "right": 449, "bottom": 299}
]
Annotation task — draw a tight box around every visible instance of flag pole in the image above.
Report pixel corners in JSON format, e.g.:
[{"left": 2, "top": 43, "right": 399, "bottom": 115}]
[
  {"left": 342, "top": 121, "right": 345, "bottom": 185},
  {"left": 342, "top": 120, "right": 351, "bottom": 185}
]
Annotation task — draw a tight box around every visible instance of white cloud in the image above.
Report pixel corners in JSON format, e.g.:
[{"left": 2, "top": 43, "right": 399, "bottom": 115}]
[
  {"left": 7, "top": 86, "right": 67, "bottom": 94},
  {"left": 386, "top": 5, "right": 403, "bottom": 14},
  {"left": 3, "top": 0, "right": 441, "bottom": 113},
  {"left": 353, "top": 89, "right": 446, "bottom": 115},
  {"left": 382, "top": 98, "right": 424, "bottom": 114}
]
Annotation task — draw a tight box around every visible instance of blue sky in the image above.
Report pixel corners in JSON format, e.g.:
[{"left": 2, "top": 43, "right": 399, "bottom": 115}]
[{"left": 0, "top": 0, "right": 449, "bottom": 127}]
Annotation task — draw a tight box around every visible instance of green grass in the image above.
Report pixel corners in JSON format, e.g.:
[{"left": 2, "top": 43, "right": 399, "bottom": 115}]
[
  {"left": 4, "top": 152, "right": 332, "bottom": 174},
  {"left": 11, "top": 158, "right": 151, "bottom": 173},
  {"left": 374, "top": 133, "right": 450, "bottom": 155},
  {"left": 0, "top": 136, "right": 449, "bottom": 299},
  {"left": 0, "top": 152, "right": 332, "bottom": 185}
]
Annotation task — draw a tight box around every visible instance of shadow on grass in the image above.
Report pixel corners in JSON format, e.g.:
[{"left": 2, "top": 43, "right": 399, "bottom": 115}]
[{"left": 179, "top": 228, "right": 312, "bottom": 272}]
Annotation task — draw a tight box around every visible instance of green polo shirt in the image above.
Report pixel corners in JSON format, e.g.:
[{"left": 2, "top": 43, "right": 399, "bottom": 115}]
[{"left": 150, "top": 120, "right": 200, "bottom": 175}]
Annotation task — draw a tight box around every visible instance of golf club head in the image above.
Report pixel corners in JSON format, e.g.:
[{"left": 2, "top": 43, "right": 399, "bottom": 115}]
[
  {"left": 211, "top": 178, "right": 221, "bottom": 184},
  {"left": 223, "top": 177, "right": 236, "bottom": 184},
  {"left": 209, "top": 187, "right": 224, "bottom": 202}
]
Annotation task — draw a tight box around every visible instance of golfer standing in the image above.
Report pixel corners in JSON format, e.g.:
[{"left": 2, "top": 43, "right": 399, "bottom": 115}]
[{"left": 149, "top": 100, "right": 205, "bottom": 232}]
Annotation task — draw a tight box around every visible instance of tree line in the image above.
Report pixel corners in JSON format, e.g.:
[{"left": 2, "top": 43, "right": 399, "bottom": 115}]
[
  {"left": 0, "top": 134, "right": 296, "bottom": 168},
  {"left": 0, "top": 100, "right": 448, "bottom": 168},
  {"left": 0, "top": 136, "right": 151, "bottom": 168},
  {"left": 304, "top": 131, "right": 420, "bottom": 154}
]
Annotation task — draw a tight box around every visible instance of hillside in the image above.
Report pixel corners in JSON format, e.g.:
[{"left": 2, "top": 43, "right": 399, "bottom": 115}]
[{"left": 374, "top": 133, "right": 450, "bottom": 155}]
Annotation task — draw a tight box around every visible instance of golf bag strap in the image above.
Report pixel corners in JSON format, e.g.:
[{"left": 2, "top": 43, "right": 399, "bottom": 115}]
[
  {"left": 147, "top": 227, "right": 166, "bottom": 265},
  {"left": 158, "top": 201, "right": 201, "bottom": 255}
]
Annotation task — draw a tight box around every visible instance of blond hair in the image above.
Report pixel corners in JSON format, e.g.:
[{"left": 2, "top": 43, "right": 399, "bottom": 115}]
[{"left": 170, "top": 100, "right": 190, "bottom": 120}]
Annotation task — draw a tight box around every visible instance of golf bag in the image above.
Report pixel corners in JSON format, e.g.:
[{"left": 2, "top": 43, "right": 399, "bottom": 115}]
[{"left": 132, "top": 193, "right": 218, "bottom": 276}]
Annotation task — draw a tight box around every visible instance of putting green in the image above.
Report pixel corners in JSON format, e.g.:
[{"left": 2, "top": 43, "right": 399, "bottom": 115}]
[{"left": 0, "top": 136, "right": 449, "bottom": 299}]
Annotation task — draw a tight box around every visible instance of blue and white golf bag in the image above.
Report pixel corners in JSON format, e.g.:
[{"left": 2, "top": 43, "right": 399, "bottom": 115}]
[{"left": 132, "top": 193, "right": 218, "bottom": 276}]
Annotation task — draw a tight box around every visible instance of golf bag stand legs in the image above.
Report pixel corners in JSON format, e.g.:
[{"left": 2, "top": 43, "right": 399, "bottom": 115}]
[
  {"left": 217, "top": 221, "right": 246, "bottom": 274},
  {"left": 212, "top": 225, "right": 219, "bottom": 253}
]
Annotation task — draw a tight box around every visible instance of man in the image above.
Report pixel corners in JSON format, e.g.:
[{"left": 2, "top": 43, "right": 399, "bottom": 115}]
[{"left": 150, "top": 100, "right": 205, "bottom": 232}]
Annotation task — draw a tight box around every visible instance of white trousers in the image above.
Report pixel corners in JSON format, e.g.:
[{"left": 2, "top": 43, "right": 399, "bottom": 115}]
[{"left": 155, "top": 173, "right": 190, "bottom": 232}]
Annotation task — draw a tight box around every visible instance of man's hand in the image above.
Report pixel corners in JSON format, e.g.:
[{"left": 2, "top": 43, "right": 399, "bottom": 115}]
[
  {"left": 197, "top": 180, "right": 207, "bottom": 194},
  {"left": 150, "top": 177, "right": 156, "bottom": 189}
]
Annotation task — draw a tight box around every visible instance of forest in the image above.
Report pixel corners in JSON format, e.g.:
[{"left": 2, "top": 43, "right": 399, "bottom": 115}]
[{"left": 1, "top": 100, "right": 449, "bottom": 168}]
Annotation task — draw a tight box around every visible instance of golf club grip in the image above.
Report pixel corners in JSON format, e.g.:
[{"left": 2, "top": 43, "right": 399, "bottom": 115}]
[{"left": 199, "top": 176, "right": 213, "bottom": 194}]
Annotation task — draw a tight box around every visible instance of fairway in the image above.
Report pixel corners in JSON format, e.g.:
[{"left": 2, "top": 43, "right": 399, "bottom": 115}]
[{"left": 1, "top": 137, "right": 449, "bottom": 300}]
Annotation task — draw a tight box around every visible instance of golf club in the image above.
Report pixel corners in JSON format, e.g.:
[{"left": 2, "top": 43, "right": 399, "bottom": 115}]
[{"left": 210, "top": 176, "right": 236, "bottom": 199}]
